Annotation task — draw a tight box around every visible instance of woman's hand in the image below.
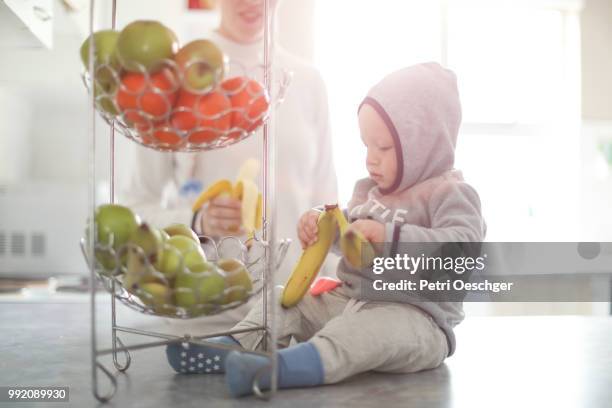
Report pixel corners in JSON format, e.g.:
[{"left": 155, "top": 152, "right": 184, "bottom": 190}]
[
  {"left": 200, "top": 196, "right": 244, "bottom": 238},
  {"left": 297, "top": 210, "right": 321, "bottom": 249},
  {"left": 348, "top": 219, "right": 385, "bottom": 243}
]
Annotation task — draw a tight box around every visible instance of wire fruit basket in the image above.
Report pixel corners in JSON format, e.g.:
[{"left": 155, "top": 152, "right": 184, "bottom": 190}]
[
  {"left": 81, "top": 232, "right": 290, "bottom": 319},
  {"left": 83, "top": 57, "right": 291, "bottom": 152}
]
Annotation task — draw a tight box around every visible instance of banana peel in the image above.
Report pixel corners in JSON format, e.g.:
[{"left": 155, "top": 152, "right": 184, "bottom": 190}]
[
  {"left": 330, "top": 206, "right": 377, "bottom": 269},
  {"left": 340, "top": 229, "right": 377, "bottom": 269},
  {"left": 191, "top": 159, "right": 262, "bottom": 236}
]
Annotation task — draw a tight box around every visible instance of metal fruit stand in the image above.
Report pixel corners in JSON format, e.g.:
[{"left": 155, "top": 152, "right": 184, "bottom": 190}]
[{"left": 82, "top": 0, "right": 287, "bottom": 402}]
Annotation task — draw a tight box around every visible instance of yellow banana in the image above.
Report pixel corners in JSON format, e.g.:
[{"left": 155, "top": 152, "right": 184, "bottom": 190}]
[
  {"left": 191, "top": 159, "right": 262, "bottom": 236},
  {"left": 331, "top": 206, "right": 376, "bottom": 269},
  {"left": 281, "top": 205, "right": 338, "bottom": 308}
]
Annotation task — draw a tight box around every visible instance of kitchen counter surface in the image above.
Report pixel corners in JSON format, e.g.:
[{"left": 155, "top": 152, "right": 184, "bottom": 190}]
[{"left": 1, "top": 296, "right": 611, "bottom": 408}]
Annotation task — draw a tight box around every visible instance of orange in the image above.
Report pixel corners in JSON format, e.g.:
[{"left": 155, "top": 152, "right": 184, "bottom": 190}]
[
  {"left": 152, "top": 122, "right": 183, "bottom": 147},
  {"left": 171, "top": 89, "right": 231, "bottom": 144},
  {"left": 221, "top": 77, "right": 269, "bottom": 138},
  {"left": 116, "top": 69, "right": 179, "bottom": 129}
]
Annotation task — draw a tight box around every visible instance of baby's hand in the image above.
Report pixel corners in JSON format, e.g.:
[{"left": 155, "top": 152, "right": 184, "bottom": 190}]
[
  {"left": 297, "top": 210, "right": 320, "bottom": 249},
  {"left": 349, "top": 219, "right": 386, "bottom": 243}
]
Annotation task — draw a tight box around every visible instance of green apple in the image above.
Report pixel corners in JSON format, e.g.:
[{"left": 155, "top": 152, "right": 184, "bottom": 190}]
[
  {"left": 175, "top": 261, "right": 226, "bottom": 313},
  {"left": 155, "top": 235, "right": 203, "bottom": 279},
  {"left": 94, "top": 204, "right": 139, "bottom": 271},
  {"left": 136, "top": 282, "right": 174, "bottom": 315},
  {"left": 217, "top": 258, "right": 252, "bottom": 304},
  {"left": 163, "top": 223, "right": 199, "bottom": 243},
  {"left": 175, "top": 40, "right": 226, "bottom": 91},
  {"left": 116, "top": 20, "right": 178, "bottom": 73},
  {"left": 80, "top": 30, "right": 121, "bottom": 87}
]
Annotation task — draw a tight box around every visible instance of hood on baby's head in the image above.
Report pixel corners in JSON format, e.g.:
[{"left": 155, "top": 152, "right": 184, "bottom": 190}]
[{"left": 359, "top": 62, "right": 462, "bottom": 194}]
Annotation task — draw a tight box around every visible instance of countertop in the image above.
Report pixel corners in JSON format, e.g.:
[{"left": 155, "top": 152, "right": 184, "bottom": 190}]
[{"left": 0, "top": 294, "right": 611, "bottom": 408}]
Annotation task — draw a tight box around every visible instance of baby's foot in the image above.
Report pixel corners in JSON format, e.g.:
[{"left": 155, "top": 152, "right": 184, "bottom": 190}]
[
  {"left": 166, "top": 336, "right": 239, "bottom": 374},
  {"left": 225, "top": 351, "right": 272, "bottom": 397},
  {"left": 225, "top": 342, "right": 325, "bottom": 397}
]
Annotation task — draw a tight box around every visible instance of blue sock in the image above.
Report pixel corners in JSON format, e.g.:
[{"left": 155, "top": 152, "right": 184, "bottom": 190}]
[
  {"left": 225, "top": 342, "right": 324, "bottom": 397},
  {"left": 166, "top": 336, "right": 239, "bottom": 374}
]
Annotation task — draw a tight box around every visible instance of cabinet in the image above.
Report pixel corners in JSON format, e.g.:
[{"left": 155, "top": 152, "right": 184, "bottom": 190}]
[{"left": 0, "top": 0, "right": 53, "bottom": 49}]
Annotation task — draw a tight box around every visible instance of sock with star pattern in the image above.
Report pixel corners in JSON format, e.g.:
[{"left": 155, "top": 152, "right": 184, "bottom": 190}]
[{"left": 166, "top": 336, "right": 239, "bottom": 374}]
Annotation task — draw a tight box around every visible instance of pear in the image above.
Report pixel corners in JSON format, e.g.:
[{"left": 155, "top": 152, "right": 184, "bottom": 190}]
[
  {"left": 163, "top": 223, "right": 200, "bottom": 243},
  {"left": 175, "top": 259, "right": 226, "bottom": 315},
  {"left": 93, "top": 204, "right": 139, "bottom": 272},
  {"left": 160, "top": 229, "right": 170, "bottom": 241},
  {"left": 155, "top": 235, "right": 204, "bottom": 279},
  {"left": 217, "top": 258, "right": 252, "bottom": 304},
  {"left": 136, "top": 282, "right": 174, "bottom": 315},
  {"left": 80, "top": 30, "right": 121, "bottom": 87},
  {"left": 123, "top": 223, "right": 164, "bottom": 290}
]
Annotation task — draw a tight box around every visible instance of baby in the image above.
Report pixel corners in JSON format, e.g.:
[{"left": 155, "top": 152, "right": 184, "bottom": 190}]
[{"left": 166, "top": 62, "right": 486, "bottom": 396}]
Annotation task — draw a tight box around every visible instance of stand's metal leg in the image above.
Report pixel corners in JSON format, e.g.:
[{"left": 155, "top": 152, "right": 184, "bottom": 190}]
[
  {"left": 92, "top": 360, "right": 118, "bottom": 403},
  {"left": 106, "top": 0, "right": 131, "bottom": 376},
  {"left": 253, "top": 0, "right": 279, "bottom": 400},
  {"left": 111, "top": 276, "right": 131, "bottom": 371},
  {"left": 112, "top": 336, "right": 132, "bottom": 372}
]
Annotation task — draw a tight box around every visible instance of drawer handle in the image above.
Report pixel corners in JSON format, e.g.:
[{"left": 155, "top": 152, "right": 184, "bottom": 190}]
[{"left": 33, "top": 5, "right": 52, "bottom": 22}]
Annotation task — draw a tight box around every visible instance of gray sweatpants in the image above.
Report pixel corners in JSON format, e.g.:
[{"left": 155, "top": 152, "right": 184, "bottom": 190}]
[{"left": 231, "top": 286, "right": 449, "bottom": 384}]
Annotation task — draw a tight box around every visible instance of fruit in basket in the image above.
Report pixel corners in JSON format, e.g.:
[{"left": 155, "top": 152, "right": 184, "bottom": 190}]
[
  {"left": 175, "top": 40, "right": 226, "bottom": 91},
  {"left": 151, "top": 122, "right": 184, "bottom": 147},
  {"left": 155, "top": 235, "right": 204, "bottom": 279},
  {"left": 136, "top": 282, "right": 174, "bottom": 314},
  {"left": 281, "top": 205, "right": 338, "bottom": 308},
  {"left": 80, "top": 29, "right": 121, "bottom": 87},
  {"left": 116, "top": 69, "right": 179, "bottom": 128},
  {"left": 116, "top": 20, "right": 179, "bottom": 73},
  {"left": 94, "top": 204, "right": 140, "bottom": 271},
  {"left": 175, "top": 261, "right": 226, "bottom": 312},
  {"left": 124, "top": 223, "right": 164, "bottom": 289},
  {"left": 217, "top": 258, "right": 252, "bottom": 304},
  {"left": 221, "top": 77, "right": 269, "bottom": 138},
  {"left": 171, "top": 90, "right": 231, "bottom": 144},
  {"left": 163, "top": 223, "right": 200, "bottom": 243},
  {"left": 94, "top": 82, "right": 119, "bottom": 116}
]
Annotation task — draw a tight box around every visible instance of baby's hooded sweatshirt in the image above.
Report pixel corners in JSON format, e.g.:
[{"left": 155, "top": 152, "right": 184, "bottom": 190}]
[{"left": 334, "top": 62, "right": 486, "bottom": 356}]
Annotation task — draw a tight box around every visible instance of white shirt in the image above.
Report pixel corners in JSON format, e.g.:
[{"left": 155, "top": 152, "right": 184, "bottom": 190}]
[{"left": 116, "top": 31, "right": 338, "bottom": 281}]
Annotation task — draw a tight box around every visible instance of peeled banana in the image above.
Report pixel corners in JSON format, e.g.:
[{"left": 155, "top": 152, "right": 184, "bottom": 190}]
[
  {"left": 281, "top": 205, "right": 338, "bottom": 308},
  {"left": 191, "top": 159, "right": 262, "bottom": 236}
]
